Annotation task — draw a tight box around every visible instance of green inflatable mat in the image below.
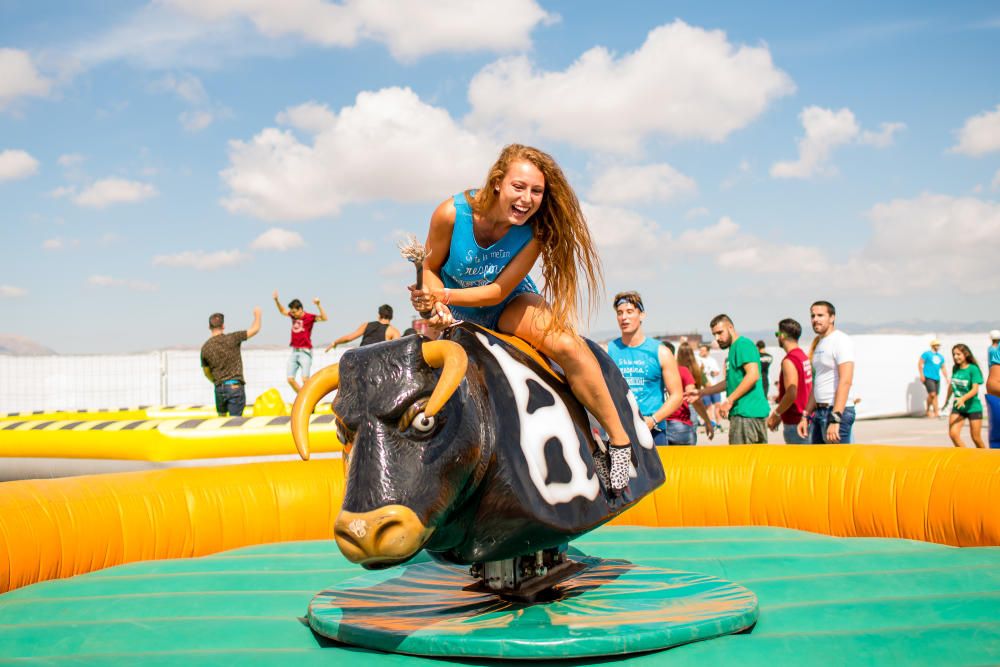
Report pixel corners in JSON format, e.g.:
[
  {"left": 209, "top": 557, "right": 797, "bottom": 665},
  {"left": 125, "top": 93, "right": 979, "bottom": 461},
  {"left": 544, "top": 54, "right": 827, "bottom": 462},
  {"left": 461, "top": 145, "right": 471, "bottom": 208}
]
[{"left": 1, "top": 526, "right": 999, "bottom": 665}]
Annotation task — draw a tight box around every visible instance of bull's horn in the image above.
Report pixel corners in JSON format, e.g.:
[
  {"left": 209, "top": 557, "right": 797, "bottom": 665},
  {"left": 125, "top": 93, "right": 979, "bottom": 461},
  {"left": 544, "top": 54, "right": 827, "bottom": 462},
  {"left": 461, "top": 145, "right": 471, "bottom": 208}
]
[
  {"left": 421, "top": 340, "right": 468, "bottom": 417},
  {"left": 291, "top": 363, "right": 339, "bottom": 461}
]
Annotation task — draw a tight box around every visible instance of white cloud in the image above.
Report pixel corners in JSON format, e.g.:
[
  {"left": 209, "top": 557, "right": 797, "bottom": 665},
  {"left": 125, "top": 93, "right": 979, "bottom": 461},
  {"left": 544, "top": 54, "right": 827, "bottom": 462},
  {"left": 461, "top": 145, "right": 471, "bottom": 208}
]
[
  {"left": 164, "top": 0, "right": 552, "bottom": 59},
  {"left": 49, "top": 185, "right": 75, "bottom": 199},
  {"left": 673, "top": 215, "right": 829, "bottom": 275},
  {"left": 589, "top": 163, "right": 697, "bottom": 205},
  {"left": 674, "top": 216, "right": 740, "bottom": 253},
  {"left": 87, "top": 275, "right": 158, "bottom": 291},
  {"left": 771, "top": 108, "right": 906, "bottom": 179},
  {"left": 0, "top": 285, "right": 27, "bottom": 298},
  {"left": 153, "top": 73, "right": 225, "bottom": 132},
  {"left": 467, "top": 20, "right": 794, "bottom": 153},
  {"left": 42, "top": 237, "right": 80, "bottom": 251},
  {"left": 860, "top": 121, "right": 906, "bottom": 147},
  {"left": 152, "top": 72, "right": 207, "bottom": 104},
  {"left": 357, "top": 239, "right": 375, "bottom": 254},
  {"left": 74, "top": 178, "right": 158, "bottom": 208},
  {"left": 0, "top": 49, "right": 51, "bottom": 110},
  {"left": 721, "top": 158, "right": 753, "bottom": 189},
  {"left": 250, "top": 227, "right": 305, "bottom": 251},
  {"left": 153, "top": 249, "right": 250, "bottom": 270},
  {"left": 684, "top": 206, "right": 710, "bottom": 220},
  {"left": 221, "top": 88, "right": 496, "bottom": 221},
  {"left": 770, "top": 106, "right": 859, "bottom": 179},
  {"left": 951, "top": 104, "right": 1000, "bottom": 156},
  {"left": 57, "top": 153, "right": 85, "bottom": 167},
  {"left": 843, "top": 193, "right": 1000, "bottom": 294},
  {"left": 179, "top": 109, "right": 215, "bottom": 131},
  {"left": 276, "top": 101, "right": 336, "bottom": 134},
  {"left": 582, "top": 202, "right": 668, "bottom": 279},
  {"left": 0, "top": 149, "right": 40, "bottom": 181},
  {"left": 69, "top": 4, "right": 285, "bottom": 71}
]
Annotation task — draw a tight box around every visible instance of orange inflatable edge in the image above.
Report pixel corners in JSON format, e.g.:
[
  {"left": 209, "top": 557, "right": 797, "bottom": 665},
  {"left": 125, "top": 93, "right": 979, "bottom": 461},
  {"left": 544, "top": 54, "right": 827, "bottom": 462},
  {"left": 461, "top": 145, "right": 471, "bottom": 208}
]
[{"left": 2, "top": 445, "right": 998, "bottom": 593}]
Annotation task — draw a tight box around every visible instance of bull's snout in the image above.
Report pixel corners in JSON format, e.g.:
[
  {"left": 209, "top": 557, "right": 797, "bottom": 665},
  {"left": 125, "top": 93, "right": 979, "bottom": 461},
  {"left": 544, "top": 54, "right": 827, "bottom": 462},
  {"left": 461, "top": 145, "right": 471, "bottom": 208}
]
[{"left": 334, "top": 505, "right": 432, "bottom": 568}]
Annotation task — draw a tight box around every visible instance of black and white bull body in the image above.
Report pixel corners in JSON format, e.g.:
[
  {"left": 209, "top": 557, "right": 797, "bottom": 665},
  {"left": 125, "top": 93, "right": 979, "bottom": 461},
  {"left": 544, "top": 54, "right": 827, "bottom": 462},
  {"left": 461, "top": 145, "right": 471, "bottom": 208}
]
[{"left": 292, "top": 322, "right": 665, "bottom": 569}]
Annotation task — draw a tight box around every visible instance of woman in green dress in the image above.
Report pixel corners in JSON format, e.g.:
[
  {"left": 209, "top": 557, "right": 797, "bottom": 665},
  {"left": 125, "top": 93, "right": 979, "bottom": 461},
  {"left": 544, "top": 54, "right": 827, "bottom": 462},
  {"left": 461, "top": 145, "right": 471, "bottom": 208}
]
[{"left": 944, "top": 343, "right": 986, "bottom": 448}]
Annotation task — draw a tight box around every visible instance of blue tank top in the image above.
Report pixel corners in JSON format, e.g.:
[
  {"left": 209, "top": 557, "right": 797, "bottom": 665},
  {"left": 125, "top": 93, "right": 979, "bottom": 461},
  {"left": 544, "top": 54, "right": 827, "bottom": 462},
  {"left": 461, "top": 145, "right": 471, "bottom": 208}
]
[
  {"left": 441, "top": 192, "right": 538, "bottom": 293},
  {"left": 607, "top": 337, "right": 666, "bottom": 430}
]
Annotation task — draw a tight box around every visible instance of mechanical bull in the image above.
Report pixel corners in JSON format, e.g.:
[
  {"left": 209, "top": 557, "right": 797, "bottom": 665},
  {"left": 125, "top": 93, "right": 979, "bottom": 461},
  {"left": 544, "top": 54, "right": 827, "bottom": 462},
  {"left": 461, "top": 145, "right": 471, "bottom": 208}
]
[{"left": 291, "top": 322, "right": 665, "bottom": 587}]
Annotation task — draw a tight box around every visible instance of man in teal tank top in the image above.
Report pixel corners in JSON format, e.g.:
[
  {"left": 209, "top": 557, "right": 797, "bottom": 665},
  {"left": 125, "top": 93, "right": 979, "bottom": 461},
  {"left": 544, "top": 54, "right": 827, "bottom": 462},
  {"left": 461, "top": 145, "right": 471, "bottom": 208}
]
[
  {"left": 605, "top": 291, "right": 683, "bottom": 446},
  {"left": 440, "top": 191, "right": 539, "bottom": 331},
  {"left": 700, "top": 314, "right": 769, "bottom": 444}
]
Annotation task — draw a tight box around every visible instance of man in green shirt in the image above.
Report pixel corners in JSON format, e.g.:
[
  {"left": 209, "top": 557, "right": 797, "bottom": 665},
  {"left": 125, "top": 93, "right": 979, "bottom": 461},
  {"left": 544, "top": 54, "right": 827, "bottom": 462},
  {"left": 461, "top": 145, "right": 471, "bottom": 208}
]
[{"left": 700, "top": 314, "right": 770, "bottom": 444}]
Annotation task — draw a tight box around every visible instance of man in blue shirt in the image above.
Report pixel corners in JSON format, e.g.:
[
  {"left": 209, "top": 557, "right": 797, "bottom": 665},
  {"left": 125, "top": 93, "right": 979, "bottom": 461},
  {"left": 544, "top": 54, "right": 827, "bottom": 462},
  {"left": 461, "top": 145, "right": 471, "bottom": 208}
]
[
  {"left": 605, "top": 291, "right": 683, "bottom": 445},
  {"left": 918, "top": 339, "right": 948, "bottom": 419},
  {"left": 987, "top": 330, "right": 1000, "bottom": 449}
]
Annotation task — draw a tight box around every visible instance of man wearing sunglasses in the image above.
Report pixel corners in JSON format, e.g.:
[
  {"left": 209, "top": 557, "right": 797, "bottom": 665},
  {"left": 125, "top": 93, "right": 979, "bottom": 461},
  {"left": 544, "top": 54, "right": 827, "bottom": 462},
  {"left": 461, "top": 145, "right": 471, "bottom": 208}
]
[{"left": 766, "top": 318, "right": 813, "bottom": 444}]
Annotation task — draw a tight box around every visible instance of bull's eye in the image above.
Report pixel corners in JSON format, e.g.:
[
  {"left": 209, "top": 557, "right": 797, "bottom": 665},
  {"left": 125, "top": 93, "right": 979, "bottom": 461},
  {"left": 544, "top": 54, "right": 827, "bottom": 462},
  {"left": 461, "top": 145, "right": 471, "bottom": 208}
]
[
  {"left": 398, "top": 398, "right": 440, "bottom": 436},
  {"left": 411, "top": 412, "right": 435, "bottom": 433}
]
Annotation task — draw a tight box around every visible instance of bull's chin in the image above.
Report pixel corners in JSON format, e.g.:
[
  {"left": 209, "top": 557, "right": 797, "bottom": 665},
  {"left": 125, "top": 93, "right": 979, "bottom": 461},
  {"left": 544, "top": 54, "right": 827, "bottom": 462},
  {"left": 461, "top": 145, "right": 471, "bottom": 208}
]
[{"left": 357, "top": 553, "right": 422, "bottom": 570}]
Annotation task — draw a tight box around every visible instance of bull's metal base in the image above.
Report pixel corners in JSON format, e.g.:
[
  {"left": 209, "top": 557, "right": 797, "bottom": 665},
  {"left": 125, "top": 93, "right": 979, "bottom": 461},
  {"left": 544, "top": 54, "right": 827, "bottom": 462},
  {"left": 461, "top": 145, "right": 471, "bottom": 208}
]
[
  {"left": 307, "top": 555, "right": 759, "bottom": 660},
  {"left": 465, "top": 546, "right": 587, "bottom": 602}
]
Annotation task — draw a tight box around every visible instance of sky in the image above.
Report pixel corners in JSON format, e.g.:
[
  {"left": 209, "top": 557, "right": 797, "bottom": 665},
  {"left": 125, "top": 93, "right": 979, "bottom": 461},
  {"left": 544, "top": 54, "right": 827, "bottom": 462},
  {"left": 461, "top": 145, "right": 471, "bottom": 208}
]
[{"left": 1, "top": 0, "right": 999, "bottom": 354}]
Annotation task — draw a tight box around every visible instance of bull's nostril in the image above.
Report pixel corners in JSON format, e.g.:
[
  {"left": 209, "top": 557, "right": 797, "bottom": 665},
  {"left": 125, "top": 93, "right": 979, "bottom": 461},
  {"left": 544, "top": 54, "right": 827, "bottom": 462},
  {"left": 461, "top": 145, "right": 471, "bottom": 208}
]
[
  {"left": 373, "top": 520, "right": 407, "bottom": 553},
  {"left": 334, "top": 505, "right": 429, "bottom": 564}
]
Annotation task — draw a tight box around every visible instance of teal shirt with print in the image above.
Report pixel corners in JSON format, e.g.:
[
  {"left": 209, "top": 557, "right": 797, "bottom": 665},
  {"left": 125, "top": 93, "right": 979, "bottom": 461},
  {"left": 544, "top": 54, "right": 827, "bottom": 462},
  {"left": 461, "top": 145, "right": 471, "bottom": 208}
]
[
  {"left": 726, "top": 336, "right": 770, "bottom": 418},
  {"left": 607, "top": 337, "right": 667, "bottom": 430},
  {"left": 951, "top": 365, "right": 984, "bottom": 414}
]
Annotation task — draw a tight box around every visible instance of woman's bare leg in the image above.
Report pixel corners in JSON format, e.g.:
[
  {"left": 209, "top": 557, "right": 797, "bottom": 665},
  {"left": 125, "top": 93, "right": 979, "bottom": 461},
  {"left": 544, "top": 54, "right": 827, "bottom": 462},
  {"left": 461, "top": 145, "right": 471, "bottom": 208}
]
[
  {"left": 498, "top": 293, "right": 630, "bottom": 446},
  {"left": 970, "top": 418, "right": 985, "bottom": 448},
  {"left": 948, "top": 413, "right": 965, "bottom": 447}
]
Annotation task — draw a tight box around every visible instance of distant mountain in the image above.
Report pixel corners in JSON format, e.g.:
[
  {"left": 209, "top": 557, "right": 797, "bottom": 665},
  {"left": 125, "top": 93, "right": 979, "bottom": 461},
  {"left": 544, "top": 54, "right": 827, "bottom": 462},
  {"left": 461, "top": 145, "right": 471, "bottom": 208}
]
[
  {"left": 838, "top": 319, "right": 1000, "bottom": 335},
  {"left": 0, "top": 334, "right": 55, "bottom": 356}
]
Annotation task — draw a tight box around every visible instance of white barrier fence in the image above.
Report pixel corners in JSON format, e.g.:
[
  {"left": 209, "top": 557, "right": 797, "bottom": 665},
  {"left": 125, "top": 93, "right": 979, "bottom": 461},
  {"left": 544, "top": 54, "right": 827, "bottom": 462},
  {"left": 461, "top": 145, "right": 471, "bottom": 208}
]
[
  {"left": 0, "top": 348, "right": 345, "bottom": 413},
  {"left": 0, "top": 333, "right": 990, "bottom": 416}
]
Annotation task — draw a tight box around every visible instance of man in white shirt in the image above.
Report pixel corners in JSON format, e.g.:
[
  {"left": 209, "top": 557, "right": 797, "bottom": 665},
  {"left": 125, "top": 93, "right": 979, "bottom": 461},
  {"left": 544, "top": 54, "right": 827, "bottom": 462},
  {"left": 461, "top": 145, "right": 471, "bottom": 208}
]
[
  {"left": 797, "top": 300, "right": 856, "bottom": 444},
  {"left": 698, "top": 344, "right": 723, "bottom": 432}
]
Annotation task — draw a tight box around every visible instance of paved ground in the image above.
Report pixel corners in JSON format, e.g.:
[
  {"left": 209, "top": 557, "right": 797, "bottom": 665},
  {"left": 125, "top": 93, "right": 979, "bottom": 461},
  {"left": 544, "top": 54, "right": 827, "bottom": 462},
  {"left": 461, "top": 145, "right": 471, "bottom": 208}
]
[{"left": 696, "top": 414, "right": 993, "bottom": 448}]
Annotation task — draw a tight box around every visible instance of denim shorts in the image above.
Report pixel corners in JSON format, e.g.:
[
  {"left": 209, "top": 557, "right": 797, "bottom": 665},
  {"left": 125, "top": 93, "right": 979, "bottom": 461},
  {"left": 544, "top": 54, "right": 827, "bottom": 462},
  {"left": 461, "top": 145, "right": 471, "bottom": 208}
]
[
  {"left": 701, "top": 392, "right": 722, "bottom": 406},
  {"left": 648, "top": 427, "right": 669, "bottom": 446},
  {"left": 810, "top": 405, "right": 855, "bottom": 444},
  {"left": 448, "top": 280, "right": 539, "bottom": 332},
  {"left": 286, "top": 348, "right": 313, "bottom": 378},
  {"left": 663, "top": 420, "right": 697, "bottom": 445},
  {"left": 783, "top": 423, "right": 810, "bottom": 444}
]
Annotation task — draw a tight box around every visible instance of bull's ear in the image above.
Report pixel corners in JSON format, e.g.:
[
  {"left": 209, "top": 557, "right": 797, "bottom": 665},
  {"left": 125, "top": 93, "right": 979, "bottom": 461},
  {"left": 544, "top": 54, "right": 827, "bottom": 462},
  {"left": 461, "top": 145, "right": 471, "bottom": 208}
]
[
  {"left": 291, "top": 363, "right": 339, "bottom": 460},
  {"left": 421, "top": 340, "right": 468, "bottom": 417}
]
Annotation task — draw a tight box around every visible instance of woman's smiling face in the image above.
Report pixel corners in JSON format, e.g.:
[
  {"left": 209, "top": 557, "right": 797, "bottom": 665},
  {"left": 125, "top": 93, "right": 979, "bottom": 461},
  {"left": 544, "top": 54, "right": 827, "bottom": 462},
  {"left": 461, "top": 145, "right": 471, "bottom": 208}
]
[{"left": 493, "top": 160, "right": 545, "bottom": 226}]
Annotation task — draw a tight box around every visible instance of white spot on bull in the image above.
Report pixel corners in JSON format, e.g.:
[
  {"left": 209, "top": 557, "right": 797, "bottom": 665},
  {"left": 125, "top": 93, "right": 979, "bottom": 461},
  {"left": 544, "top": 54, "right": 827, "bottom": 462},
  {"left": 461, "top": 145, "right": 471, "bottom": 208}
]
[
  {"left": 475, "top": 333, "right": 600, "bottom": 504},
  {"left": 349, "top": 519, "right": 367, "bottom": 539},
  {"left": 626, "top": 391, "right": 655, "bottom": 450}
]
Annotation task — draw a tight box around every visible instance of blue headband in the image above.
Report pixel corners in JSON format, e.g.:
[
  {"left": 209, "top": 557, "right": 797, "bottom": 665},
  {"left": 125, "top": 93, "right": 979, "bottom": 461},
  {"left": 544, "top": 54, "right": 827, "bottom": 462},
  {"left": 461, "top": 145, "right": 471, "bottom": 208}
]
[{"left": 614, "top": 295, "right": 644, "bottom": 312}]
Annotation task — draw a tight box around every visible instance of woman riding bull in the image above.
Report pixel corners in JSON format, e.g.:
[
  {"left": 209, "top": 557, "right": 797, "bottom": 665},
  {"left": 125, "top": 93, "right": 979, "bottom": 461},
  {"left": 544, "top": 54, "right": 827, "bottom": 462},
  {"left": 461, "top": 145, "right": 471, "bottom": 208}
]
[{"left": 408, "top": 144, "right": 634, "bottom": 492}]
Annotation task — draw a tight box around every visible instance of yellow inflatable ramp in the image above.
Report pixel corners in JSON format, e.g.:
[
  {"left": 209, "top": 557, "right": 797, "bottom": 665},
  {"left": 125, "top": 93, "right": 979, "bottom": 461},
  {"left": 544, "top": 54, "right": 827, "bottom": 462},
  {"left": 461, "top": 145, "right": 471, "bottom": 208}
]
[{"left": 2, "top": 445, "right": 999, "bottom": 593}]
